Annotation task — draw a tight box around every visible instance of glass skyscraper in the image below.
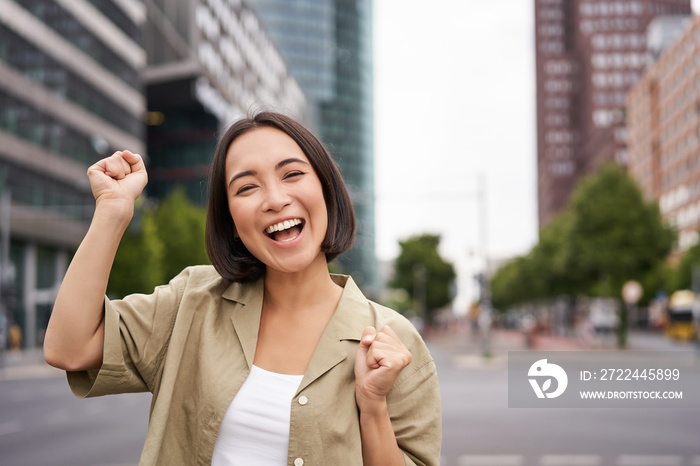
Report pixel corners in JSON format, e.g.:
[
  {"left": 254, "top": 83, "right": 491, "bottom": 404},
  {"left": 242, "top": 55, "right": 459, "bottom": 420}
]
[
  {"left": 0, "top": 0, "right": 146, "bottom": 347},
  {"left": 248, "top": 0, "right": 377, "bottom": 293}
]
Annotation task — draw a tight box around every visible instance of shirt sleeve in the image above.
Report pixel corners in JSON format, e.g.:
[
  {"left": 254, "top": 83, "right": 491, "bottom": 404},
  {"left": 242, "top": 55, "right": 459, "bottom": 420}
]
[
  {"left": 391, "top": 350, "right": 442, "bottom": 466},
  {"left": 67, "top": 268, "right": 189, "bottom": 398}
]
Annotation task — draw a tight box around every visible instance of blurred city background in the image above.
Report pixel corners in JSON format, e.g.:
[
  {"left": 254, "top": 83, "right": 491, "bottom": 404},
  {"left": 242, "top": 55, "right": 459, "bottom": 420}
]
[{"left": 2, "top": 0, "right": 700, "bottom": 465}]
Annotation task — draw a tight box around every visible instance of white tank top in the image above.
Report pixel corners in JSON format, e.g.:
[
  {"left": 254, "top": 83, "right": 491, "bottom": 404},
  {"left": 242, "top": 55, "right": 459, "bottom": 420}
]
[{"left": 212, "top": 365, "right": 304, "bottom": 465}]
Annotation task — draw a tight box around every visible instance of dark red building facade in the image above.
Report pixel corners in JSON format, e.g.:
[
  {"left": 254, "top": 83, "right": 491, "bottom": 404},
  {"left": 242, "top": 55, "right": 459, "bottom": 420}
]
[{"left": 535, "top": 0, "right": 691, "bottom": 228}]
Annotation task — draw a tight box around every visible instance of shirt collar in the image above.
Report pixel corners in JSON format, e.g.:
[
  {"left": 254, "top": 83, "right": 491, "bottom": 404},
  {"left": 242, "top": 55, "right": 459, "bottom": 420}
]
[
  {"left": 220, "top": 273, "right": 372, "bottom": 374},
  {"left": 221, "top": 276, "right": 264, "bottom": 305},
  {"left": 221, "top": 274, "right": 371, "bottom": 337},
  {"left": 327, "top": 274, "right": 373, "bottom": 341}
]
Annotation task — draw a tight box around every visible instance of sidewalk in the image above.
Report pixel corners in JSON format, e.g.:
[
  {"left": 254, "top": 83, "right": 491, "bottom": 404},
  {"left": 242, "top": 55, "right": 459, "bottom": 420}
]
[
  {"left": 424, "top": 325, "right": 699, "bottom": 369},
  {"left": 0, "top": 348, "right": 64, "bottom": 381}
]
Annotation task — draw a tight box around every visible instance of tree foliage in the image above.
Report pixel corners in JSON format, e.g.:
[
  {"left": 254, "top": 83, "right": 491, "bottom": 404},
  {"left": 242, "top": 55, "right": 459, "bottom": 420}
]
[
  {"left": 390, "top": 234, "right": 456, "bottom": 324},
  {"left": 673, "top": 239, "right": 700, "bottom": 291},
  {"left": 566, "top": 163, "right": 673, "bottom": 295},
  {"left": 108, "top": 208, "right": 164, "bottom": 297},
  {"left": 491, "top": 163, "right": 673, "bottom": 315},
  {"left": 108, "top": 187, "right": 209, "bottom": 297},
  {"left": 491, "top": 212, "right": 573, "bottom": 308},
  {"left": 153, "top": 187, "right": 210, "bottom": 281}
]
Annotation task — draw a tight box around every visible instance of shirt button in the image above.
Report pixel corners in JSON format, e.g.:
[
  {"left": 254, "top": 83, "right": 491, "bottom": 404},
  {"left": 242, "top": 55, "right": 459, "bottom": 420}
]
[
  {"left": 294, "top": 458, "right": 304, "bottom": 466},
  {"left": 298, "top": 396, "right": 308, "bottom": 405}
]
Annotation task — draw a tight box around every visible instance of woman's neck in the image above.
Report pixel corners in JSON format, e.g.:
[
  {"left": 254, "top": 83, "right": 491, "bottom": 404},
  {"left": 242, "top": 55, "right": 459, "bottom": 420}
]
[{"left": 262, "top": 255, "right": 342, "bottom": 312}]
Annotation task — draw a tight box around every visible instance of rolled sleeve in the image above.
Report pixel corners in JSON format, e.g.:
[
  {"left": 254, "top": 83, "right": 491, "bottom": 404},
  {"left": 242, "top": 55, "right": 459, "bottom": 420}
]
[{"left": 67, "top": 269, "right": 189, "bottom": 398}]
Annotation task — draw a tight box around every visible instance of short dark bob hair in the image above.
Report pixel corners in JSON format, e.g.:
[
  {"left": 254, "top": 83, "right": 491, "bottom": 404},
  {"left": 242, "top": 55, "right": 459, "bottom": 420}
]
[{"left": 206, "top": 111, "right": 356, "bottom": 282}]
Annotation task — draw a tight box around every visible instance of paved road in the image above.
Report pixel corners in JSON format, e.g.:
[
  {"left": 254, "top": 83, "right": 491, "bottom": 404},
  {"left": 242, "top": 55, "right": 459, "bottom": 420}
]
[
  {"left": 0, "top": 368, "right": 150, "bottom": 466},
  {"left": 1, "top": 330, "right": 698, "bottom": 466},
  {"left": 431, "top": 328, "right": 700, "bottom": 466}
]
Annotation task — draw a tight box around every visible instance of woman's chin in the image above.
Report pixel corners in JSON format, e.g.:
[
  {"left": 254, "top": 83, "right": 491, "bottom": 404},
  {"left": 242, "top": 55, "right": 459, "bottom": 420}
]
[{"left": 265, "top": 252, "right": 326, "bottom": 276}]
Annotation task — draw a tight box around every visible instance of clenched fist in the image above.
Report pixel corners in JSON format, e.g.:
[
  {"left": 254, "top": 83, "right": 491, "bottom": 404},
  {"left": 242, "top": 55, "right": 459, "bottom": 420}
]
[
  {"left": 354, "top": 326, "right": 413, "bottom": 412},
  {"left": 87, "top": 150, "right": 147, "bottom": 215}
]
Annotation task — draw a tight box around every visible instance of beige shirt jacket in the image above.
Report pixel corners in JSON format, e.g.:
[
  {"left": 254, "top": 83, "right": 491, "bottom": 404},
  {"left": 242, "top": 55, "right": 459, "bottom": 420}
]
[{"left": 68, "top": 266, "right": 442, "bottom": 466}]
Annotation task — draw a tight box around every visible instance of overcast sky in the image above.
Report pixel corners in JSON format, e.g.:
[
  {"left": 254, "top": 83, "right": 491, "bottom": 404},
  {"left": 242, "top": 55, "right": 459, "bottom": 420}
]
[
  {"left": 374, "top": 0, "right": 538, "bottom": 310},
  {"left": 373, "top": 0, "right": 700, "bottom": 311}
]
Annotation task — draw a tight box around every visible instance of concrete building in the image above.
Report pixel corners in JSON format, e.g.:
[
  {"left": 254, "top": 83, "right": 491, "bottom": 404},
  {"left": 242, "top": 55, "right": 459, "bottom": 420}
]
[
  {"left": 246, "top": 0, "right": 377, "bottom": 293},
  {"left": 535, "top": 0, "right": 691, "bottom": 228},
  {"left": 144, "top": 0, "right": 307, "bottom": 204},
  {"left": 0, "top": 0, "right": 307, "bottom": 348},
  {"left": 0, "top": 0, "right": 147, "bottom": 347},
  {"left": 627, "top": 15, "right": 700, "bottom": 253}
]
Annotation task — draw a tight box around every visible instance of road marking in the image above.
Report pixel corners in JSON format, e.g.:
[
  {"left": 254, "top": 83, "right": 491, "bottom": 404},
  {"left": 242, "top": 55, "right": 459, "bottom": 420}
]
[
  {"left": 452, "top": 354, "right": 507, "bottom": 370},
  {"left": 616, "top": 456, "right": 683, "bottom": 466},
  {"left": 458, "top": 455, "right": 525, "bottom": 466},
  {"left": 540, "top": 455, "right": 602, "bottom": 465},
  {"left": 0, "top": 420, "right": 22, "bottom": 436}
]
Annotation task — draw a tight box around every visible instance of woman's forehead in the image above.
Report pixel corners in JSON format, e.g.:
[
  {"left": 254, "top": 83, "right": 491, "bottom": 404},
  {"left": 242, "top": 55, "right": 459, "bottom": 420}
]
[{"left": 226, "top": 127, "right": 306, "bottom": 164}]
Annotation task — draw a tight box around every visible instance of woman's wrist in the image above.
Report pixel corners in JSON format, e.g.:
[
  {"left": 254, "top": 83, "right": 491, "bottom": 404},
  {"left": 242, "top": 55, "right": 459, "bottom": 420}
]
[
  {"left": 357, "top": 392, "right": 405, "bottom": 466},
  {"left": 356, "top": 390, "right": 389, "bottom": 418},
  {"left": 93, "top": 199, "right": 135, "bottom": 227}
]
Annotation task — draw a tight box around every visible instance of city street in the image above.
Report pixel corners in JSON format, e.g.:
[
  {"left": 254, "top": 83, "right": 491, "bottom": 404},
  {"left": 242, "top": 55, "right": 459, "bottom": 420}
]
[
  {"left": 0, "top": 366, "right": 149, "bottom": 466},
  {"left": 1, "top": 330, "right": 699, "bottom": 466},
  {"left": 431, "top": 328, "right": 700, "bottom": 466}
]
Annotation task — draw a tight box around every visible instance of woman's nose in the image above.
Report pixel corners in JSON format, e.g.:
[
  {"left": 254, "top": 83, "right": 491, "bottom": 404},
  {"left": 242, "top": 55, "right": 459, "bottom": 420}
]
[{"left": 262, "top": 184, "right": 292, "bottom": 212}]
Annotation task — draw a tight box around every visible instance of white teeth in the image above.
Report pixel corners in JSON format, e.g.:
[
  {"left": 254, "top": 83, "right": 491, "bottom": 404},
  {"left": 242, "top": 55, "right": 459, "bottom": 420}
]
[{"left": 265, "top": 218, "right": 302, "bottom": 234}]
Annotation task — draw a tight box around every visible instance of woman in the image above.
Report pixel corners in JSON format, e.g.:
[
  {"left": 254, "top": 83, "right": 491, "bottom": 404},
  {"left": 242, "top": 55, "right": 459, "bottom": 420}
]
[{"left": 44, "top": 112, "right": 441, "bottom": 465}]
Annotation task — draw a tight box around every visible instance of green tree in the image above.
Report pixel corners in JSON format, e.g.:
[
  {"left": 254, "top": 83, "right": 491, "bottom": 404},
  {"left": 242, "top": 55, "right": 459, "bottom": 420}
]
[
  {"left": 108, "top": 187, "right": 210, "bottom": 296},
  {"left": 491, "top": 212, "right": 574, "bottom": 309},
  {"left": 153, "top": 187, "right": 210, "bottom": 281},
  {"left": 390, "top": 234, "right": 456, "bottom": 325},
  {"left": 528, "top": 211, "right": 576, "bottom": 298},
  {"left": 566, "top": 163, "right": 673, "bottom": 347},
  {"left": 673, "top": 236, "right": 700, "bottom": 291},
  {"left": 108, "top": 209, "right": 165, "bottom": 296},
  {"left": 490, "top": 256, "right": 530, "bottom": 309}
]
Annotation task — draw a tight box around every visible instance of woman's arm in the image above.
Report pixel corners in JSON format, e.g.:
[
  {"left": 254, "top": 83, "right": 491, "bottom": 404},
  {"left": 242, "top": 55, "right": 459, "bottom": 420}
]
[
  {"left": 44, "top": 150, "right": 147, "bottom": 371},
  {"left": 355, "top": 326, "right": 413, "bottom": 466}
]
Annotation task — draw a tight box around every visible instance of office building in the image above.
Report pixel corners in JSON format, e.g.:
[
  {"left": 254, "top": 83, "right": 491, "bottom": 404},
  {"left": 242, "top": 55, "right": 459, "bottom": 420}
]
[
  {"left": 0, "top": 0, "right": 146, "bottom": 347},
  {"left": 535, "top": 0, "right": 691, "bottom": 228},
  {"left": 247, "top": 0, "right": 377, "bottom": 292},
  {"left": 144, "top": 0, "right": 307, "bottom": 204},
  {"left": 627, "top": 15, "right": 700, "bottom": 253}
]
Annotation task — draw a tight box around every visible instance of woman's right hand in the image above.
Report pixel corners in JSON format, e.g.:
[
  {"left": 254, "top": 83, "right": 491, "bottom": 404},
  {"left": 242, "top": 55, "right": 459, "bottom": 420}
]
[{"left": 87, "top": 150, "right": 148, "bottom": 213}]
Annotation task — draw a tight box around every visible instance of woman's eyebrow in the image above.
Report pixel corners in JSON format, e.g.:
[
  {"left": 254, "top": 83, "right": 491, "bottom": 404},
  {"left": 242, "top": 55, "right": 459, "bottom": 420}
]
[
  {"left": 228, "top": 169, "right": 255, "bottom": 188},
  {"left": 276, "top": 157, "right": 309, "bottom": 169}
]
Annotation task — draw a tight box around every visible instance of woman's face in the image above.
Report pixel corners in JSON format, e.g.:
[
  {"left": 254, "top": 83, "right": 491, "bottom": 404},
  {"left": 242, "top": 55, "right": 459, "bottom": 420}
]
[{"left": 225, "top": 126, "right": 329, "bottom": 275}]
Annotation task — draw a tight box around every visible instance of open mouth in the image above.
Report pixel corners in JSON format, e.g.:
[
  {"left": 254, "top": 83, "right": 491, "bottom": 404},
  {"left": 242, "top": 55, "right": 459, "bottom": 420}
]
[{"left": 265, "top": 218, "right": 304, "bottom": 243}]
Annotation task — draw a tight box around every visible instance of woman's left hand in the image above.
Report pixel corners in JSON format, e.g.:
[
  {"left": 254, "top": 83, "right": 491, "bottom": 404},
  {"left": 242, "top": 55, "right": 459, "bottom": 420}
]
[{"left": 354, "top": 326, "right": 413, "bottom": 411}]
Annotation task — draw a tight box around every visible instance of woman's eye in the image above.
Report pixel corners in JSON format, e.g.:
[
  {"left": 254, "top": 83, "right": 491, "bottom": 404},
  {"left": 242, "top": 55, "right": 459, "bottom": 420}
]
[
  {"left": 235, "top": 185, "right": 255, "bottom": 195},
  {"left": 284, "top": 171, "right": 304, "bottom": 180}
]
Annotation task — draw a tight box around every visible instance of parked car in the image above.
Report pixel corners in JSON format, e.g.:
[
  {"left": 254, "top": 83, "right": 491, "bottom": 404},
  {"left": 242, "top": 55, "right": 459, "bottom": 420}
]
[{"left": 588, "top": 297, "right": 619, "bottom": 335}]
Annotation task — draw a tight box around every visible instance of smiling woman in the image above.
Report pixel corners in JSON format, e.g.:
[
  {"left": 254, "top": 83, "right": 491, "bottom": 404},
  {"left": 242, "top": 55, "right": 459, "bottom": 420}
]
[
  {"left": 207, "top": 113, "right": 356, "bottom": 282},
  {"left": 43, "top": 111, "right": 442, "bottom": 466}
]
